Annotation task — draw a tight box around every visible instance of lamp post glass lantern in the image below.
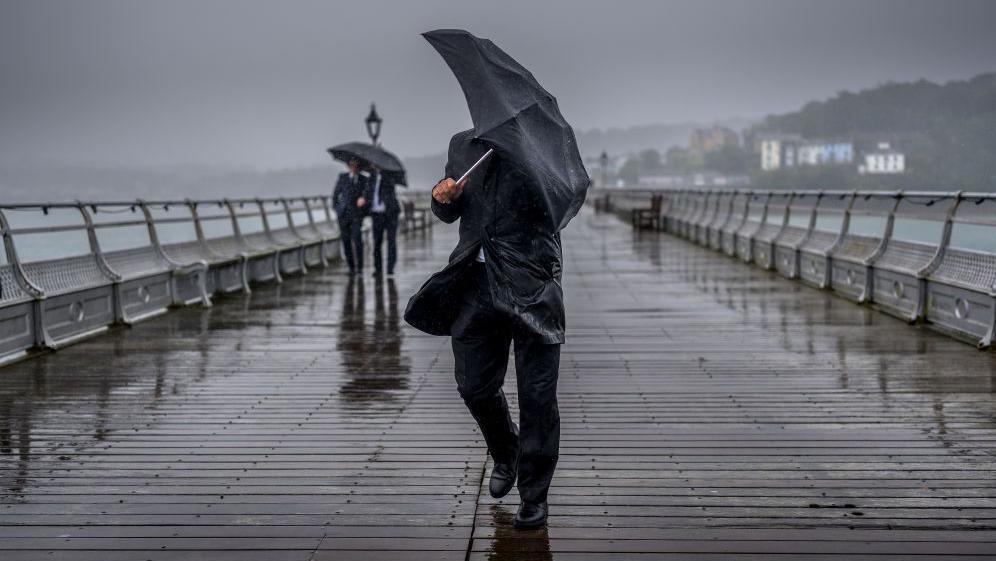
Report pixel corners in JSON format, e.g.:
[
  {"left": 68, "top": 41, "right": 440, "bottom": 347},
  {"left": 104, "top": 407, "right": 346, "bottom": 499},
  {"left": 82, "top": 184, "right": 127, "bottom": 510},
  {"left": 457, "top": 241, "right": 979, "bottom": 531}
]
[{"left": 365, "top": 104, "right": 383, "bottom": 145}]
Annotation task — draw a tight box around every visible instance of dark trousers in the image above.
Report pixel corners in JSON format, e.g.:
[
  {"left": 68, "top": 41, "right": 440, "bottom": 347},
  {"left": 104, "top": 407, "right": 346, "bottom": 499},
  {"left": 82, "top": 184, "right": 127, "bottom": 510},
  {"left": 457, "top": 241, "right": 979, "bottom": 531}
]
[
  {"left": 371, "top": 211, "right": 398, "bottom": 273},
  {"left": 451, "top": 263, "right": 561, "bottom": 503},
  {"left": 339, "top": 215, "right": 364, "bottom": 271}
]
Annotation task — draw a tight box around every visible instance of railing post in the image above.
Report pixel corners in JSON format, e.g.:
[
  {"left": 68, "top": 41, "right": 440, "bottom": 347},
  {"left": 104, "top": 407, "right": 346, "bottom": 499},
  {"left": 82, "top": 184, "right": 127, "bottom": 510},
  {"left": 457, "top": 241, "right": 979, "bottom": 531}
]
[
  {"left": 302, "top": 197, "right": 329, "bottom": 267},
  {"left": 302, "top": 197, "right": 318, "bottom": 227},
  {"left": 758, "top": 192, "right": 774, "bottom": 226},
  {"left": 770, "top": 192, "right": 796, "bottom": 246},
  {"left": 256, "top": 198, "right": 273, "bottom": 238},
  {"left": 256, "top": 199, "right": 283, "bottom": 282},
  {"left": 223, "top": 199, "right": 245, "bottom": 243},
  {"left": 280, "top": 198, "right": 308, "bottom": 273},
  {"left": 866, "top": 191, "right": 903, "bottom": 266},
  {"left": 827, "top": 191, "right": 858, "bottom": 257},
  {"left": 138, "top": 200, "right": 170, "bottom": 265},
  {"left": 76, "top": 202, "right": 121, "bottom": 283},
  {"left": 728, "top": 190, "right": 753, "bottom": 255},
  {"left": 186, "top": 199, "right": 212, "bottom": 256},
  {"left": 76, "top": 202, "right": 125, "bottom": 323},
  {"left": 915, "top": 192, "right": 964, "bottom": 322},
  {"left": 713, "top": 189, "right": 737, "bottom": 249},
  {"left": 140, "top": 200, "right": 211, "bottom": 308},
  {"left": 919, "top": 192, "right": 963, "bottom": 279},
  {"left": 280, "top": 198, "right": 305, "bottom": 240},
  {"left": 0, "top": 207, "right": 44, "bottom": 300},
  {"left": 796, "top": 190, "right": 824, "bottom": 249},
  {"left": 693, "top": 191, "right": 711, "bottom": 241}
]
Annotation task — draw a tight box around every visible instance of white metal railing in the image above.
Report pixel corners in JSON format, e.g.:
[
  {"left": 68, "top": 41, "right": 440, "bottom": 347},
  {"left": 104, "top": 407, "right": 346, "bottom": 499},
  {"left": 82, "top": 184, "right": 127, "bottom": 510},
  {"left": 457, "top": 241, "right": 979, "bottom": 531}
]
[
  {"left": 592, "top": 187, "right": 996, "bottom": 349},
  {"left": 0, "top": 193, "right": 432, "bottom": 365}
]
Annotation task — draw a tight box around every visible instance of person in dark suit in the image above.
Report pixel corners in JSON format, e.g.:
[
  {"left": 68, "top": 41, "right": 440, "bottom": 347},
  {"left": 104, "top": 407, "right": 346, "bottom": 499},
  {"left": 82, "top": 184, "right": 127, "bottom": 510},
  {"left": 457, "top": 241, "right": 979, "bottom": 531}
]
[
  {"left": 365, "top": 166, "right": 401, "bottom": 276},
  {"left": 332, "top": 158, "right": 369, "bottom": 274},
  {"left": 405, "top": 130, "right": 568, "bottom": 529}
]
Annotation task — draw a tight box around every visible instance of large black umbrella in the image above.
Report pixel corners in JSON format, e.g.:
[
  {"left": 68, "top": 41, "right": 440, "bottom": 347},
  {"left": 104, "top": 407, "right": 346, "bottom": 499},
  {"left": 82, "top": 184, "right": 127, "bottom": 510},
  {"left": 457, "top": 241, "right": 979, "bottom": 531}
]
[
  {"left": 423, "top": 28, "right": 589, "bottom": 231},
  {"left": 327, "top": 141, "right": 407, "bottom": 186}
]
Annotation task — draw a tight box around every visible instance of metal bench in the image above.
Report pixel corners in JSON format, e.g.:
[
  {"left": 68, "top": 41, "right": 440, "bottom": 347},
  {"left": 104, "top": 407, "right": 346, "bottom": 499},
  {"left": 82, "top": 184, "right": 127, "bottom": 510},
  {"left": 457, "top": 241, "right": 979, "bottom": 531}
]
[
  {"left": 226, "top": 199, "right": 285, "bottom": 284},
  {"left": 681, "top": 192, "right": 706, "bottom": 240},
  {"left": 720, "top": 191, "right": 750, "bottom": 257},
  {"left": 656, "top": 191, "right": 674, "bottom": 234},
  {"left": 0, "top": 204, "right": 117, "bottom": 349},
  {"left": 661, "top": 190, "right": 682, "bottom": 236},
  {"left": 87, "top": 202, "right": 210, "bottom": 323},
  {"left": 924, "top": 193, "right": 996, "bottom": 348},
  {"left": 0, "top": 192, "right": 359, "bottom": 365},
  {"left": 257, "top": 199, "right": 308, "bottom": 276},
  {"left": 401, "top": 199, "right": 431, "bottom": 233},
  {"left": 773, "top": 192, "right": 821, "bottom": 279},
  {"left": 283, "top": 197, "right": 327, "bottom": 269},
  {"left": 707, "top": 191, "right": 736, "bottom": 251},
  {"left": 151, "top": 201, "right": 249, "bottom": 297},
  {"left": 666, "top": 190, "right": 690, "bottom": 237},
  {"left": 797, "top": 192, "right": 854, "bottom": 289},
  {"left": 752, "top": 192, "right": 792, "bottom": 270},
  {"left": 292, "top": 197, "right": 336, "bottom": 266},
  {"left": 735, "top": 192, "right": 771, "bottom": 263},
  {"left": 690, "top": 191, "right": 717, "bottom": 244},
  {"left": 0, "top": 213, "right": 39, "bottom": 363},
  {"left": 868, "top": 193, "right": 956, "bottom": 323},
  {"left": 314, "top": 197, "right": 343, "bottom": 261},
  {"left": 828, "top": 192, "right": 900, "bottom": 302},
  {"left": 631, "top": 193, "right": 663, "bottom": 231}
]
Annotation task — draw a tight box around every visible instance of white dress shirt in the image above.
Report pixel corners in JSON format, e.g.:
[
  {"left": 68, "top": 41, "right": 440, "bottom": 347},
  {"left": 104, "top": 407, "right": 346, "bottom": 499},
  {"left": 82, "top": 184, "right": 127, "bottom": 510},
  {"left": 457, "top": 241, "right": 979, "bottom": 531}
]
[{"left": 371, "top": 173, "right": 386, "bottom": 213}]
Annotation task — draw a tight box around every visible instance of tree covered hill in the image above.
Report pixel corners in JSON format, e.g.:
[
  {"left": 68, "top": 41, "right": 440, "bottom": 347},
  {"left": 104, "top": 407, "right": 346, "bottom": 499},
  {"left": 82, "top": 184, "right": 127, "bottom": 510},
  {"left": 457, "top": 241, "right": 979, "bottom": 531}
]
[{"left": 749, "top": 73, "right": 996, "bottom": 190}]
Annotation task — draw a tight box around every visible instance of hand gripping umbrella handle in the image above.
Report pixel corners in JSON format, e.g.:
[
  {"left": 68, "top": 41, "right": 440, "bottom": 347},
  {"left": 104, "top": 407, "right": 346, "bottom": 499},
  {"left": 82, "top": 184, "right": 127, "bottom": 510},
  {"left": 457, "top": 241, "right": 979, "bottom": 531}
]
[{"left": 456, "top": 148, "right": 494, "bottom": 185}]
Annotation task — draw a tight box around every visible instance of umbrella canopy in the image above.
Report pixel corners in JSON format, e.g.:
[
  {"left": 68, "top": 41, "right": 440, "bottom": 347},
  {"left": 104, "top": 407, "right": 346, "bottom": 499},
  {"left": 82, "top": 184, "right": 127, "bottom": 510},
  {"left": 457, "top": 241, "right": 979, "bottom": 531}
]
[
  {"left": 327, "top": 141, "right": 407, "bottom": 186},
  {"left": 423, "top": 28, "right": 589, "bottom": 231}
]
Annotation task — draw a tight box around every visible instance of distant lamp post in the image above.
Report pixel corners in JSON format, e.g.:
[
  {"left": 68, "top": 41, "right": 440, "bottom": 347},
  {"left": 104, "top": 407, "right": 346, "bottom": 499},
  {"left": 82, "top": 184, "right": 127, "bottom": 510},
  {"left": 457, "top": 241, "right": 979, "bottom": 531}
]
[
  {"left": 365, "top": 103, "right": 383, "bottom": 145},
  {"left": 599, "top": 150, "right": 609, "bottom": 188}
]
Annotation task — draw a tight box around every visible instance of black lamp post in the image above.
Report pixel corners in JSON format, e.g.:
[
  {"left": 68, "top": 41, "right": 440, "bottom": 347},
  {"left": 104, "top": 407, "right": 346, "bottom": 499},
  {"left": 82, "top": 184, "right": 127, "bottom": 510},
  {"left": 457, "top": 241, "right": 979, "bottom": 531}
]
[
  {"left": 365, "top": 103, "right": 383, "bottom": 145},
  {"left": 599, "top": 150, "right": 609, "bottom": 188}
]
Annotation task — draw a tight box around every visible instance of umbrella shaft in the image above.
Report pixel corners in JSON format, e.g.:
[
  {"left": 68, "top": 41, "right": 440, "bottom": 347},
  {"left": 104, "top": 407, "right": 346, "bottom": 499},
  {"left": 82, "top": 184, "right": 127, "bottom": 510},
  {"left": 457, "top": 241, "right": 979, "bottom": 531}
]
[{"left": 457, "top": 148, "right": 494, "bottom": 184}]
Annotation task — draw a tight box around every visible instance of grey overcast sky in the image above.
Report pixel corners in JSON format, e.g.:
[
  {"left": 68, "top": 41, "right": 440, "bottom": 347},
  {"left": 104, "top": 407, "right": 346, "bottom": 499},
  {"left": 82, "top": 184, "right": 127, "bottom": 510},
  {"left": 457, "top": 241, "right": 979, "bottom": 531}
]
[{"left": 1, "top": 0, "right": 994, "bottom": 169}]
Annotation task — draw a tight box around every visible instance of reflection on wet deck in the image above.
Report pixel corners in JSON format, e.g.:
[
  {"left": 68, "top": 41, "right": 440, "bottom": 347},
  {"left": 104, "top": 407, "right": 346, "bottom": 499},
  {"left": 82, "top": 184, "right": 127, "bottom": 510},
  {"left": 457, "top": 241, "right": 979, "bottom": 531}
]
[{"left": 1, "top": 208, "right": 995, "bottom": 560}]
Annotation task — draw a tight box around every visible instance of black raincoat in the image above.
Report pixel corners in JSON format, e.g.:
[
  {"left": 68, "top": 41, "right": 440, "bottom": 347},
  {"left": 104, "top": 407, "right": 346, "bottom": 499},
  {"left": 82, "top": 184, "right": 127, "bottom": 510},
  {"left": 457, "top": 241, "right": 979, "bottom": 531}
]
[{"left": 404, "top": 130, "right": 568, "bottom": 344}]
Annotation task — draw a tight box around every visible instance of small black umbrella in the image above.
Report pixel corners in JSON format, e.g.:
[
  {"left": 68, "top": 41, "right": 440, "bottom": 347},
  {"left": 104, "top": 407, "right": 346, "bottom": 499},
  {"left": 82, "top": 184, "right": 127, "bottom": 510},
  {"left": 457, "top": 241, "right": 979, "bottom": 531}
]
[
  {"left": 327, "top": 141, "right": 407, "bottom": 186},
  {"left": 423, "top": 28, "right": 589, "bottom": 231}
]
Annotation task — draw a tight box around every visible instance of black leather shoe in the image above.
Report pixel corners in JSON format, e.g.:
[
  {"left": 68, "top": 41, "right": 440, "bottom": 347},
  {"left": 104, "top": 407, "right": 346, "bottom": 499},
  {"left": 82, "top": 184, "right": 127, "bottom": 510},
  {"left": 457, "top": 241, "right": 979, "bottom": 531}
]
[
  {"left": 489, "top": 458, "right": 517, "bottom": 498},
  {"left": 514, "top": 501, "right": 548, "bottom": 529}
]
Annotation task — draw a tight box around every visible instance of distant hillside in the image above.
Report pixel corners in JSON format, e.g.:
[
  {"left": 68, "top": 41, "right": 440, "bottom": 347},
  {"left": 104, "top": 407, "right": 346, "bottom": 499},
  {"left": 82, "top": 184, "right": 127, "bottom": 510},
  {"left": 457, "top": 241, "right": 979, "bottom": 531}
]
[
  {"left": 0, "top": 120, "right": 758, "bottom": 201},
  {"left": 575, "top": 118, "right": 755, "bottom": 158},
  {"left": 403, "top": 118, "right": 756, "bottom": 188},
  {"left": 749, "top": 73, "right": 996, "bottom": 190}
]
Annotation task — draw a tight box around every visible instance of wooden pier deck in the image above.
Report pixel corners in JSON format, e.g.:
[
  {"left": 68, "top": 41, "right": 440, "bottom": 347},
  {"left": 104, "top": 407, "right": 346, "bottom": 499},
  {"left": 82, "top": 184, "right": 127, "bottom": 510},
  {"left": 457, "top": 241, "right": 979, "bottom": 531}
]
[{"left": 2, "top": 208, "right": 995, "bottom": 560}]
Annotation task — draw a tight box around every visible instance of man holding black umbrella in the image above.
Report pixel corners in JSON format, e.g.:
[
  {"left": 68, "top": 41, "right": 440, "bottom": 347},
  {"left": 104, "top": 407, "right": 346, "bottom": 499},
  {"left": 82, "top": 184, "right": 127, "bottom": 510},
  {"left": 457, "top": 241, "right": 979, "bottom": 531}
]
[
  {"left": 405, "top": 30, "right": 589, "bottom": 529},
  {"left": 366, "top": 165, "right": 401, "bottom": 276},
  {"left": 332, "top": 157, "right": 369, "bottom": 274}
]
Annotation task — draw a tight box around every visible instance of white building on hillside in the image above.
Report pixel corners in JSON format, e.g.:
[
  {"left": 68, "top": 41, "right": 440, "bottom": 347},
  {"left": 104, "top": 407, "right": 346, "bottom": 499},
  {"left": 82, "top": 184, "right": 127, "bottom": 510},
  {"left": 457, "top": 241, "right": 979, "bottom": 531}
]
[
  {"left": 859, "top": 142, "right": 905, "bottom": 174},
  {"left": 758, "top": 134, "right": 802, "bottom": 170},
  {"left": 797, "top": 140, "right": 854, "bottom": 166}
]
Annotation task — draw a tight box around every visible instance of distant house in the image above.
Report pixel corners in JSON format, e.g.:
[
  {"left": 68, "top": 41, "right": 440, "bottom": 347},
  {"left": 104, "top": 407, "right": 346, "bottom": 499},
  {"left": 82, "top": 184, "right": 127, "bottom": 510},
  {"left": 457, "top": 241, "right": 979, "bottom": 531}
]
[
  {"left": 758, "top": 133, "right": 802, "bottom": 170},
  {"left": 797, "top": 140, "right": 854, "bottom": 166},
  {"left": 689, "top": 126, "right": 739, "bottom": 153},
  {"left": 859, "top": 142, "right": 905, "bottom": 174}
]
